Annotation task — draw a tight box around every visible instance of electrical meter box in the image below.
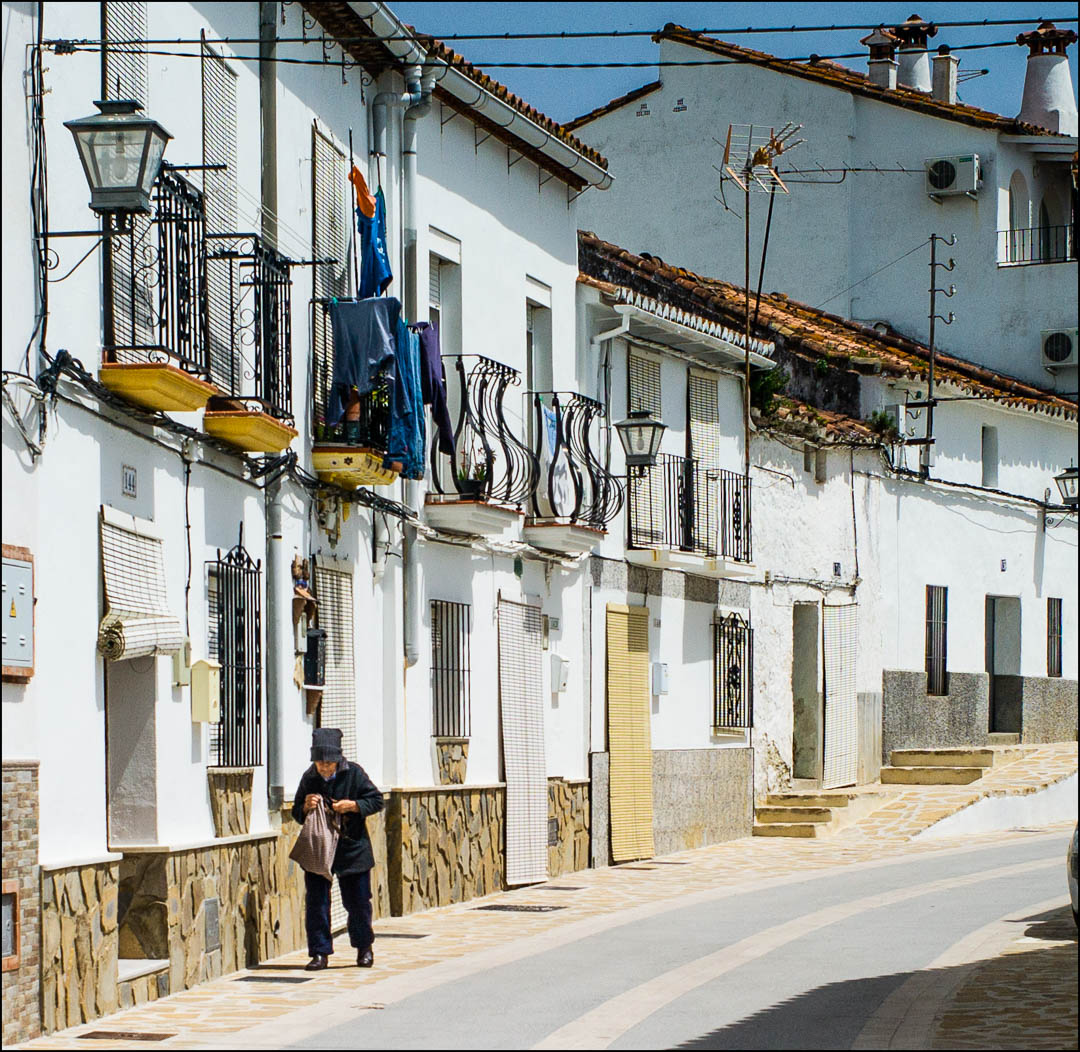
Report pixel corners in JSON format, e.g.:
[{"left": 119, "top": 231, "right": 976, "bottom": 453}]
[
  {"left": 550, "top": 654, "right": 569, "bottom": 693},
  {"left": 191, "top": 658, "right": 221, "bottom": 723},
  {"left": 2, "top": 546, "right": 35, "bottom": 681},
  {"left": 651, "top": 662, "right": 670, "bottom": 696}
]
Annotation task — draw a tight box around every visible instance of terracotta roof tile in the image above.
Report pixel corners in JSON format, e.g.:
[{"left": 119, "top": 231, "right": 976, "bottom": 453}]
[
  {"left": 564, "top": 81, "right": 663, "bottom": 132},
  {"left": 578, "top": 231, "right": 1076, "bottom": 423}
]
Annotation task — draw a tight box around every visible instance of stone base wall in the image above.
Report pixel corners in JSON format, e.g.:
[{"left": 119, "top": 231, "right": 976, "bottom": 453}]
[
  {"left": 589, "top": 753, "right": 610, "bottom": 868},
  {"left": 40, "top": 860, "right": 120, "bottom": 1035},
  {"left": 882, "top": 670, "right": 991, "bottom": 759},
  {"left": 207, "top": 769, "right": 254, "bottom": 837},
  {"left": 387, "top": 787, "right": 505, "bottom": 916},
  {"left": 434, "top": 740, "right": 469, "bottom": 785},
  {"left": 2, "top": 761, "right": 41, "bottom": 1045},
  {"left": 548, "top": 778, "right": 589, "bottom": 878},
  {"left": 1015, "top": 677, "right": 1078, "bottom": 743},
  {"left": 652, "top": 749, "right": 753, "bottom": 854}
]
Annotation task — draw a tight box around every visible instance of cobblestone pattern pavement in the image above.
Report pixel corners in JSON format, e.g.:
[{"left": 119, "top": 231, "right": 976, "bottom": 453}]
[{"left": 16, "top": 743, "right": 1077, "bottom": 1051}]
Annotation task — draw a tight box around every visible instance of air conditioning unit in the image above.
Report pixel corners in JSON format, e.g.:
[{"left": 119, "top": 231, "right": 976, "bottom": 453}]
[
  {"left": 1041, "top": 328, "right": 1079, "bottom": 370},
  {"left": 925, "top": 154, "right": 980, "bottom": 197}
]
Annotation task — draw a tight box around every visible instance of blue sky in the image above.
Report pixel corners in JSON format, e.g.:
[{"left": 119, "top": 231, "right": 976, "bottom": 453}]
[{"left": 392, "top": 2, "right": 1079, "bottom": 125}]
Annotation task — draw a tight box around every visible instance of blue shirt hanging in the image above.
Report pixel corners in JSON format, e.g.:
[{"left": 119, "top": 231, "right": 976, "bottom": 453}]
[{"left": 358, "top": 187, "right": 393, "bottom": 299}]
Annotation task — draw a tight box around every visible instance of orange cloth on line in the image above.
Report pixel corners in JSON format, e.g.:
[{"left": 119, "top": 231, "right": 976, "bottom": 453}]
[{"left": 349, "top": 166, "right": 376, "bottom": 219}]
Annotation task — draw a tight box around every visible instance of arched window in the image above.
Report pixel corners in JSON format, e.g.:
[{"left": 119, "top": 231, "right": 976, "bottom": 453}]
[{"left": 1007, "top": 171, "right": 1030, "bottom": 262}]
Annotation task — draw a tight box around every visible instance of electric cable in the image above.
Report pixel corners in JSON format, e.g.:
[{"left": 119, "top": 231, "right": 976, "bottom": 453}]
[{"left": 816, "top": 239, "right": 932, "bottom": 309}]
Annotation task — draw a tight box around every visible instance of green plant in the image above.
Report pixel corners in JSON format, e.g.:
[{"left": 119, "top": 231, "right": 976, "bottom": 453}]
[
  {"left": 813, "top": 357, "right": 831, "bottom": 378},
  {"left": 868, "top": 408, "right": 900, "bottom": 443},
  {"left": 750, "top": 366, "right": 790, "bottom": 416}
]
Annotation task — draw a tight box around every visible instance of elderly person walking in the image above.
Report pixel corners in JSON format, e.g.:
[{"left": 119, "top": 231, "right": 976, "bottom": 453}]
[{"left": 292, "top": 728, "right": 384, "bottom": 971}]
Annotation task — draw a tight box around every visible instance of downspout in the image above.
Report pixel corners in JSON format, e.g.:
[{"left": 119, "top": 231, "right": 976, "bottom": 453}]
[
  {"left": 260, "top": 2, "right": 285, "bottom": 812},
  {"left": 401, "top": 62, "right": 434, "bottom": 671}
]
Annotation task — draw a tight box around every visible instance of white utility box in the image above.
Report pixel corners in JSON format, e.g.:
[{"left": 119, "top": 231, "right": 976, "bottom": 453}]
[
  {"left": 652, "top": 662, "right": 669, "bottom": 696},
  {"left": 191, "top": 658, "right": 221, "bottom": 723},
  {"left": 550, "top": 654, "right": 569, "bottom": 693}
]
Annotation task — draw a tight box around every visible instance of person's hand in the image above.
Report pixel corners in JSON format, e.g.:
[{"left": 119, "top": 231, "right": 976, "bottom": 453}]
[
  {"left": 304, "top": 794, "right": 321, "bottom": 814},
  {"left": 331, "top": 798, "right": 358, "bottom": 815}
]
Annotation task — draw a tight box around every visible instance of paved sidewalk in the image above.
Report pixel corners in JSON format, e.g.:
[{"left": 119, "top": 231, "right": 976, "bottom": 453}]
[{"left": 17, "top": 743, "right": 1077, "bottom": 1050}]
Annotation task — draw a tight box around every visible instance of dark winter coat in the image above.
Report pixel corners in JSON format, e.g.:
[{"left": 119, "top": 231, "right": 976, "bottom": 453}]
[{"left": 291, "top": 759, "right": 384, "bottom": 874}]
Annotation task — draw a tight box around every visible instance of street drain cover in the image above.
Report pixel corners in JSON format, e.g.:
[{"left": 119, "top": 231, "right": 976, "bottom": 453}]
[
  {"left": 474, "top": 904, "right": 566, "bottom": 913},
  {"left": 235, "top": 975, "right": 313, "bottom": 984},
  {"left": 538, "top": 885, "right": 584, "bottom": 891},
  {"left": 376, "top": 932, "right": 430, "bottom": 938},
  {"left": 79, "top": 1033, "right": 175, "bottom": 1042}
]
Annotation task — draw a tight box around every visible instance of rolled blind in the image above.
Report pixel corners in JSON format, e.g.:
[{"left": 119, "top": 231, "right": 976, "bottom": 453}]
[
  {"left": 313, "top": 566, "right": 356, "bottom": 762},
  {"left": 606, "top": 604, "right": 654, "bottom": 862},
  {"left": 98, "top": 512, "right": 183, "bottom": 661},
  {"left": 102, "top": 2, "right": 147, "bottom": 104},
  {"left": 822, "top": 603, "right": 858, "bottom": 789},
  {"left": 498, "top": 598, "right": 549, "bottom": 886},
  {"left": 628, "top": 353, "right": 661, "bottom": 416}
]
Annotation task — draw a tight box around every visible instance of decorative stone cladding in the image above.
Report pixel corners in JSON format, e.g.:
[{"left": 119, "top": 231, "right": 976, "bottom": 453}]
[
  {"left": 40, "top": 859, "right": 120, "bottom": 1035},
  {"left": 207, "top": 768, "right": 254, "bottom": 836},
  {"left": 882, "top": 670, "right": 991, "bottom": 758},
  {"left": 2, "top": 761, "right": 41, "bottom": 1045},
  {"left": 548, "top": 778, "right": 589, "bottom": 877},
  {"left": 435, "top": 739, "right": 469, "bottom": 785},
  {"left": 386, "top": 786, "right": 505, "bottom": 915}
]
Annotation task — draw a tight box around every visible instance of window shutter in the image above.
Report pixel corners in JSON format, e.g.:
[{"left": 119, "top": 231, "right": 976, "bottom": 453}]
[
  {"left": 688, "top": 372, "right": 721, "bottom": 554},
  {"left": 628, "top": 353, "right": 662, "bottom": 417},
  {"left": 313, "top": 566, "right": 356, "bottom": 762},
  {"left": 102, "top": 2, "right": 147, "bottom": 104},
  {"left": 429, "top": 259, "right": 442, "bottom": 310}
]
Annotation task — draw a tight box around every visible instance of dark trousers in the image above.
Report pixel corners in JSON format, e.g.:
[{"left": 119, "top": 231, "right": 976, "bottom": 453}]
[{"left": 304, "top": 869, "right": 373, "bottom": 956}]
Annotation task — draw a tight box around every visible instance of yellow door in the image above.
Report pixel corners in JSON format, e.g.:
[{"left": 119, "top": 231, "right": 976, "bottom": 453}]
[{"left": 606, "top": 604, "right": 655, "bottom": 862}]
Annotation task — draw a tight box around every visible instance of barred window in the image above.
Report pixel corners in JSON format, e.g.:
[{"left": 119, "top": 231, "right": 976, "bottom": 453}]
[
  {"left": 1048, "top": 597, "right": 1063, "bottom": 678},
  {"left": 431, "top": 600, "right": 471, "bottom": 737},
  {"left": 207, "top": 537, "right": 262, "bottom": 767},
  {"left": 713, "top": 613, "right": 753, "bottom": 730},
  {"left": 926, "top": 585, "right": 949, "bottom": 697},
  {"left": 312, "top": 126, "right": 349, "bottom": 430}
]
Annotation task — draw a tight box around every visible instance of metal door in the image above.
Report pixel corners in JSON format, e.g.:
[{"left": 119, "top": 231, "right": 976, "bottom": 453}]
[{"left": 822, "top": 603, "right": 858, "bottom": 789}]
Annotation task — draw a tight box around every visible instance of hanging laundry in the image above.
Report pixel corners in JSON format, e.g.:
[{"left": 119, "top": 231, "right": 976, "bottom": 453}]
[
  {"left": 536, "top": 400, "right": 573, "bottom": 517},
  {"left": 326, "top": 297, "right": 401, "bottom": 425},
  {"left": 358, "top": 186, "right": 393, "bottom": 299},
  {"left": 384, "top": 318, "right": 426, "bottom": 479},
  {"left": 348, "top": 165, "right": 376, "bottom": 220},
  {"left": 411, "top": 321, "right": 455, "bottom": 458}
]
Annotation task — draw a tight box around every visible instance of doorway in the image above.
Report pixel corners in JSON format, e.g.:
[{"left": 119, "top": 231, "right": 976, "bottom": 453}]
[
  {"left": 985, "top": 596, "right": 1022, "bottom": 732},
  {"left": 791, "top": 603, "right": 822, "bottom": 781}
]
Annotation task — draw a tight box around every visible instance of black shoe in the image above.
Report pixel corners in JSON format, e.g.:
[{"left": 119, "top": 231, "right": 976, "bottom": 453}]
[
  {"left": 305, "top": 954, "right": 329, "bottom": 971},
  {"left": 357, "top": 947, "right": 374, "bottom": 968}
]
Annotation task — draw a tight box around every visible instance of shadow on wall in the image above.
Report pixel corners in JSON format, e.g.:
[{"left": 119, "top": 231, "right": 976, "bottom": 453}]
[{"left": 673, "top": 906, "right": 1077, "bottom": 1050}]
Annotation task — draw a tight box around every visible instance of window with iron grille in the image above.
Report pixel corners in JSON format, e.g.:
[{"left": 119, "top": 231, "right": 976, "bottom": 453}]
[
  {"left": 713, "top": 613, "right": 753, "bottom": 730},
  {"left": 1047, "top": 597, "right": 1063, "bottom": 678},
  {"left": 201, "top": 34, "right": 238, "bottom": 393},
  {"left": 925, "top": 585, "right": 949, "bottom": 697},
  {"left": 206, "top": 536, "right": 262, "bottom": 767},
  {"left": 311, "top": 126, "right": 349, "bottom": 433},
  {"left": 431, "top": 600, "right": 471, "bottom": 737}
]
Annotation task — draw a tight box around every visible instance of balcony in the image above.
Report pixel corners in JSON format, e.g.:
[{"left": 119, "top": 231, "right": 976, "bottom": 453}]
[
  {"left": 997, "top": 225, "right": 1076, "bottom": 267},
  {"left": 523, "top": 392, "right": 624, "bottom": 554},
  {"left": 310, "top": 303, "right": 399, "bottom": 488},
  {"left": 627, "top": 454, "right": 752, "bottom": 577},
  {"left": 99, "top": 169, "right": 217, "bottom": 411},
  {"left": 425, "top": 356, "right": 537, "bottom": 535},
  {"left": 201, "top": 234, "right": 297, "bottom": 452}
]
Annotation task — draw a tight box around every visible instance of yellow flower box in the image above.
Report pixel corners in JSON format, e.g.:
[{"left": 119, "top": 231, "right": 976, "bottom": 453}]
[
  {"left": 311, "top": 446, "right": 399, "bottom": 488},
  {"left": 99, "top": 362, "right": 217, "bottom": 412},
  {"left": 203, "top": 410, "right": 297, "bottom": 453}
]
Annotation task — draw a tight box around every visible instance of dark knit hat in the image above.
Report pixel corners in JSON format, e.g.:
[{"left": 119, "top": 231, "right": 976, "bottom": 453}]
[{"left": 311, "top": 727, "right": 344, "bottom": 762}]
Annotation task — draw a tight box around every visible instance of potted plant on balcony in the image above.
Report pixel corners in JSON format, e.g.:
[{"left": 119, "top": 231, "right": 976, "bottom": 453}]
[{"left": 456, "top": 454, "right": 488, "bottom": 499}]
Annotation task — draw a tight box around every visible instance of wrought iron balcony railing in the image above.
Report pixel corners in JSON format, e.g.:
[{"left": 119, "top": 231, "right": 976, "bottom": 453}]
[
  {"left": 428, "top": 355, "right": 538, "bottom": 506},
  {"left": 204, "top": 233, "right": 294, "bottom": 423},
  {"left": 529, "top": 392, "right": 624, "bottom": 528},
  {"left": 105, "top": 168, "right": 209, "bottom": 375},
  {"left": 628, "top": 453, "right": 751, "bottom": 562},
  {"left": 997, "top": 225, "right": 1076, "bottom": 266}
]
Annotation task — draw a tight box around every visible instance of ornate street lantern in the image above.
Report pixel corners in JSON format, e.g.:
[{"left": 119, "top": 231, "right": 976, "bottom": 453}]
[
  {"left": 614, "top": 409, "right": 667, "bottom": 474},
  {"left": 64, "top": 99, "right": 171, "bottom": 217},
  {"left": 1054, "top": 464, "right": 1078, "bottom": 509}
]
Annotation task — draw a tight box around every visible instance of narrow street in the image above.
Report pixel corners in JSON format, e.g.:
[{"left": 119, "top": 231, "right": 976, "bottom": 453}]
[{"left": 20, "top": 821, "right": 1077, "bottom": 1051}]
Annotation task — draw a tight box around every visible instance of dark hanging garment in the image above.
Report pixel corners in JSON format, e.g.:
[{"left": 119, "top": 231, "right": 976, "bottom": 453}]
[
  {"left": 326, "top": 297, "right": 400, "bottom": 425},
  {"left": 357, "top": 187, "right": 393, "bottom": 299},
  {"left": 412, "top": 321, "right": 455, "bottom": 457},
  {"left": 384, "top": 319, "right": 425, "bottom": 479}
]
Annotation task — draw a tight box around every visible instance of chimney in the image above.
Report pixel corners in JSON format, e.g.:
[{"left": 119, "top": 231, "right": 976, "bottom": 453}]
[
  {"left": 1016, "top": 22, "right": 1079, "bottom": 134},
  {"left": 893, "top": 14, "right": 936, "bottom": 92},
  {"left": 860, "top": 26, "right": 899, "bottom": 90},
  {"left": 932, "top": 46, "right": 959, "bottom": 105}
]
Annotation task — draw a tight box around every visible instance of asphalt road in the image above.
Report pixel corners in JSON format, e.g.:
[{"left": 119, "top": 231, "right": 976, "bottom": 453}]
[{"left": 292, "top": 834, "right": 1069, "bottom": 1050}]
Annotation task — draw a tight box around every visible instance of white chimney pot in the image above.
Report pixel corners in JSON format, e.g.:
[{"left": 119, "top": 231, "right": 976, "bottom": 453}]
[
  {"left": 932, "top": 51, "right": 959, "bottom": 105},
  {"left": 1018, "top": 53, "right": 1078, "bottom": 134}
]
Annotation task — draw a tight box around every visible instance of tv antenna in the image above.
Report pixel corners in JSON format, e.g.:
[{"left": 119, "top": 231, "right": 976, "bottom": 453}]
[{"left": 715, "top": 123, "right": 804, "bottom": 476}]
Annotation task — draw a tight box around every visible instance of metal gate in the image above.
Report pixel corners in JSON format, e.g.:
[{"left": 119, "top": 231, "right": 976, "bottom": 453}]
[
  {"left": 822, "top": 603, "right": 858, "bottom": 789},
  {"left": 497, "top": 598, "right": 548, "bottom": 886},
  {"left": 606, "top": 604, "right": 655, "bottom": 862}
]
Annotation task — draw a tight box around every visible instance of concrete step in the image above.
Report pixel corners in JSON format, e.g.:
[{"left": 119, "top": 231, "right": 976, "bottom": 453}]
[
  {"left": 766, "top": 794, "right": 852, "bottom": 808},
  {"left": 988, "top": 733, "right": 1020, "bottom": 745},
  {"left": 755, "top": 806, "right": 834, "bottom": 824},
  {"left": 890, "top": 748, "right": 994, "bottom": 768},
  {"left": 752, "top": 822, "right": 819, "bottom": 838},
  {"left": 881, "top": 765, "right": 985, "bottom": 785}
]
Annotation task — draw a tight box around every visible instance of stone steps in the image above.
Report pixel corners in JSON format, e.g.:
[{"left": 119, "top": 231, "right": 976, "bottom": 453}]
[
  {"left": 890, "top": 748, "right": 994, "bottom": 768},
  {"left": 755, "top": 806, "right": 834, "bottom": 824},
  {"left": 880, "top": 765, "right": 985, "bottom": 785},
  {"left": 752, "top": 821, "right": 819, "bottom": 838},
  {"left": 766, "top": 793, "right": 850, "bottom": 809},
  {"left": 988, "top": 733, "right": 1020, "bottom": 745},
  {"left": 753, "top": 790, "right": 883, "bottom": 838}
]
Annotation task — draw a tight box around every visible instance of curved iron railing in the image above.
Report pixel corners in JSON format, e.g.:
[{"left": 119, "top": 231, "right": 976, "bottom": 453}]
[
  {"left": 529, "top": 392, "right": 624, "bottom": 528},
  {"left": 429, "top": 355, "right": 538, "bottom": 507}
]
